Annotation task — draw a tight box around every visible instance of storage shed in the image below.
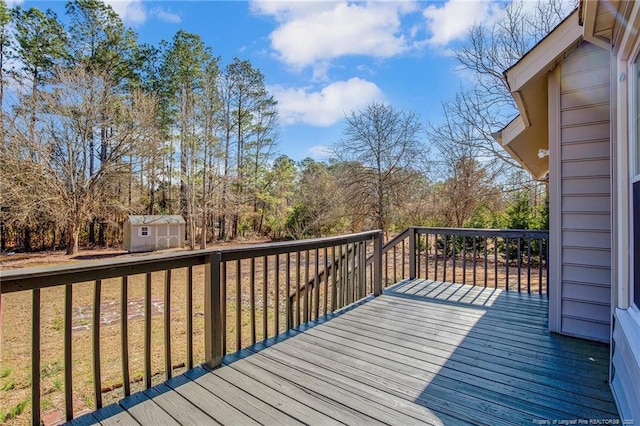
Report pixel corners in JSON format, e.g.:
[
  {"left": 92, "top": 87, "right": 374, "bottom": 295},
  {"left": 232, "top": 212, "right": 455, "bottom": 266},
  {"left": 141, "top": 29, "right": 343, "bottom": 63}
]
[{"left": 124, "top": 215, "right": 185, "bottom": 253}]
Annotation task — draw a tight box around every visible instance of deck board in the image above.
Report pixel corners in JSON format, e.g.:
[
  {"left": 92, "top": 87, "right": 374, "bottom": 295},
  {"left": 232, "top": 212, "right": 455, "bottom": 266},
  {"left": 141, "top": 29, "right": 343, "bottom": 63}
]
[
  {"left": 79, "top": 279, "right": 618, "bottom": 425},
  {"left": 321, "top": 309, "right": 611, "bottom": 391}
]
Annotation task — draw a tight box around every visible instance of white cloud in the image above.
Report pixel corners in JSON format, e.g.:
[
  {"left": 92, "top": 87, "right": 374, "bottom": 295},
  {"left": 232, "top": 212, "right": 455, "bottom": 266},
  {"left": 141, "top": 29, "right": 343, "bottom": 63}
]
[
  {"left": 102, "top": 1, "right": 182, "bottom": 25},
  {"left": 152, "top": 8, "right": 181, "bottom": 24},
  {"left": 270, "top": 78, "right": 384, "bottom": 127},
  {"left": 308, "top": 145, "right": 333, "bottom": 160},
  {"left": 104, "top": 0, "right": 147, "bottom": 25},
  {"left": 423, "top": 0, "right": 499, "bottom": 46},
  {"left": 250, "top": 1, "right": 336, "bottom": 21},
  {"left": 252, "top": 1, "right": 418, "bottom": 71}
]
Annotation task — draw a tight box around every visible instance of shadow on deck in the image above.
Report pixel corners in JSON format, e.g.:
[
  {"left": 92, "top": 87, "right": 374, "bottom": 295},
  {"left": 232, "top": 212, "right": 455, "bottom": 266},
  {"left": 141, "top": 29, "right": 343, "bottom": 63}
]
[{"left": 73, "top": 280, "right": 618, "bottom": 425}]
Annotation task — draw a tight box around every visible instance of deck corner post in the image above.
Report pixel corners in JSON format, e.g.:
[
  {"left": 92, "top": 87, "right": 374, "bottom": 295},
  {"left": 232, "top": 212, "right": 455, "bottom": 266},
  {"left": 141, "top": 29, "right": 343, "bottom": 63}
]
[
  {"left": 373, "top": 230, "right": 383, "bottom": 296},
  {"left": 409, "top": 227, "right": 417, "bottom": 280},
  {"left": 205, "top": 251, "right": 223, "bottom": 369}
]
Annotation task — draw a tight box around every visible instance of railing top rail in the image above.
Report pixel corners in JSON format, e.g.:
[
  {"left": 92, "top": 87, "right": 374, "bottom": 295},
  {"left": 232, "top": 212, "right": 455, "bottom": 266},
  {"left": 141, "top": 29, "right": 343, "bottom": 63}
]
[
  {"left": 220, "top": 230, "right": 379, "bottom": 261},
  {"left": 413, "top": 227, "right": 549, "bottom": 238},
  {"left": 0, "top": 230, "right": 380, "bottom": 294},
  {"left": 380, "top": 228, "right": 412, "bottom": 256}
]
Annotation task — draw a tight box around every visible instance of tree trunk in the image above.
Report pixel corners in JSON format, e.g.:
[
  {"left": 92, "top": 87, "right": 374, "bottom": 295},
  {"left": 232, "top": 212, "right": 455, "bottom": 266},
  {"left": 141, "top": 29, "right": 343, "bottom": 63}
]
[
  {"left": 149, "top": 155, "right": 156, "bottom": 214},
  {"left": 98, "top": 223, "right": 105, "bottom": 247},
  {"left": 89, "top": 220, "right": 96, "bottom": 246},
  {"left": 200, "top": 207, "right": 207, "bottom": 249},
  {"left": 0, "top": 216, "right": 5, "bottom": 252},
  {"left": 66, "top": 221, "right": 80, "bottom": 255},
  {"left": 219, "top": 129, "right": 231, "bottom": 241},
  {"left": 24, "top": 226, "right": 31, "bottom": 252}
]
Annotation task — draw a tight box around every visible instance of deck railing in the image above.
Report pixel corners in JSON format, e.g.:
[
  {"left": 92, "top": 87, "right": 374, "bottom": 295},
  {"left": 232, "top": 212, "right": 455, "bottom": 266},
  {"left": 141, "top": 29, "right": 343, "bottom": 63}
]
[
  {"left": 0, "top": 230, "right": 382, "bottom": 425},
  {"left": 377, "top": 227, "right": 549, "bottom": 295},
  {"left": 0, "top": 226, "right": 548, "bottom": 424}
]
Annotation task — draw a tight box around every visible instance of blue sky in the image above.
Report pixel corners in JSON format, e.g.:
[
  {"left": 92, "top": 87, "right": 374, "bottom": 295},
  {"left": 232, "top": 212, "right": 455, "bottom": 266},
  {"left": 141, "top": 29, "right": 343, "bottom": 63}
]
[{"left": 22, "top": 0, "right": 511, "bottom": 162}]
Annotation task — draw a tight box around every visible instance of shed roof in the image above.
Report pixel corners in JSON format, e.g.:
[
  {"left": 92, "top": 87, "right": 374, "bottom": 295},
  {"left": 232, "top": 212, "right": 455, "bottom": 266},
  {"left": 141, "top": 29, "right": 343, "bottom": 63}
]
[{"left": 127, "top": 215, "right": 186, "bottom": 225}]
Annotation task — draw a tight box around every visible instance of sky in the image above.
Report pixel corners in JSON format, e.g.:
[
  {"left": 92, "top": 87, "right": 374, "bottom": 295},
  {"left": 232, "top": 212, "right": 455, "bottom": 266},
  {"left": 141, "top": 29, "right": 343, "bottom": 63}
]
[{"left": 20, "top": 0, "right": 510, "bottom": 162}]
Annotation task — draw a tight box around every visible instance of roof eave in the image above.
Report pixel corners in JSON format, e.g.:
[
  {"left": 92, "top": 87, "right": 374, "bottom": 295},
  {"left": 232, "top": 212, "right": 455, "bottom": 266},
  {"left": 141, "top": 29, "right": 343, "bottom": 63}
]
[
  {"left": 495, "top": 10, "right": 582, "bottom": 180},
  {"left": 582, "top": 0, "right": 612, "bottom": 49},
  {"left": 493, "top": 116, "right": 548, "bottom": 180},
  {"left": 505, "top": 10, "right": 582, "bottom": 93}
]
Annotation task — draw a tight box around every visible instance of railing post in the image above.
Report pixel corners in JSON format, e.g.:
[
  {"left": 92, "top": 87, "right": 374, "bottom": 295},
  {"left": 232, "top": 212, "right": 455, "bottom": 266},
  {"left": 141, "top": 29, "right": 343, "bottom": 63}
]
[
  {"left": 373, "top": 231, "right": 383, "bottom": 295},
  {"left": 205, "top": 251, "right": 223, "bottom": 368},
  {"left": 409, "top": 227, "right": 416, "bottom": 280}
]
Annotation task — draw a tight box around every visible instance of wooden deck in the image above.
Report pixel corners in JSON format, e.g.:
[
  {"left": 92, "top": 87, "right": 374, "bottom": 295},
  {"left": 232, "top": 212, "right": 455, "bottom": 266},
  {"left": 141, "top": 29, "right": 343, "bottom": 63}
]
[{"left": 74, "top": 279, "right": 618, "bottom": 425}]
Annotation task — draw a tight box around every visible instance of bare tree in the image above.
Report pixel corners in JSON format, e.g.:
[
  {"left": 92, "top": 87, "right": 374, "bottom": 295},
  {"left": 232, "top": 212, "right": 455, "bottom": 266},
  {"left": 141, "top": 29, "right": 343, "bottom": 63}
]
[
  {"left": 334, "top": 101, "right": 425, "bottom": 236},
  {"left": 443, "top": 0, "right": 574, "bottom": 171},
  {"left": 1, "top": 66, "right": 152, "bottom": 254},
  {"left": 287, "top": 158, "right": 345, "bottom": 239},
  {"left": 428, "top": 109, "right": 507, "bottom": 227}
]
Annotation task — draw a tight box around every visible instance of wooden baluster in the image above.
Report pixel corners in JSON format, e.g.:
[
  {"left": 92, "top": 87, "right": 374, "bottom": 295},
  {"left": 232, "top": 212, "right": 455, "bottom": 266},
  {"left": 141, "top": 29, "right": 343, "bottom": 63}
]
[
  {"left": 517, "top": 237, "right": 522, "bottom": 292},
  {"left": 393, "top": 245, "right": 397, "bottom": 283},
  {"left": 164, "top": 270, "right": 172, "bottom": 380},
  {"left": 402, "top": 239, "right": 406, "bottom": 279},
  {"left": 314, "top": 249, "right": 319, "bottom": 319},
  {"left": 275, "top": 254, "right": 280, "bottom": 334},
  {"left": 416, "top": 235, "right": 421, "bottom": 279},
  {"left": 472, "top": 236, "right": 477, "bottom": 286},
  {"left": 186, "top": 266, "right": 193, "bottom": 370},
  {"left": 462, "top": 236, "right": 467, "bottom": 285},
  {"left": 384, "top": 248, "right": 388, "bottom": 287},
  {"left": 236, "top": 260, "right": 241, "bottom": 351},
  {"left": 250, "top": 258, "right": 256, "bottom": 344},
  {"left": 286, "top": 253, "right": 291, "bottom": 330},
  {"left": 434, "top": 235, "right": 439, "bottom": 282},
  {"left": 331, "top": 246, "right": 338, "bottom": 311},
  {"left": 527, "top": 238, "right": 532, "bottom": 294},
  {"left": 263, "top": 256, "right": 268, "bottom": 340},
  {"left": 323, "top": 247, "right": 329, "bottom": 315},
  {"left": 338, "top": 245, "right": 344, "bottom": 308},
  {"left": 484, "top": 237, "right": 488, "bottom": 288},
  {"left": 93, "top": 279, "right": 102, "bottom": 409},
  {"left": 296, "top": 251, "right": 301, "bottom": 326},
  {"left": 443, "top": 236, "right": 447, "bottom": 283},
  {"left": 121, "top": 277, "right": 130, "bottom": 397},
  {"left": 494, "top": 237, "right": 498, "bottom": 288},
  {"left": 360, "top": 241, "right": 366, "bottom": 296},
  {"left": 452, "top": 236, "right": 456, "bottom": 283},
  {"left": 32, "top": 288, "right": 41, "bottom": 426},
  {"left": 425, "top": 234, "right": 430, "bottom": 280},
  {"left": 65, "top": 284, "right": 73, "bottom": 419},
  {"left": 144, "top": 273, "right": 151, "bottom": 388},
  {"left": 538, "top": 238, "right": 544, "bottom": 295},
  {"left": 304, "top": 251, "right": 310, "bottom": 323},
  {"left": 505, "top": 238, "right": 510, "bottom": 291}
]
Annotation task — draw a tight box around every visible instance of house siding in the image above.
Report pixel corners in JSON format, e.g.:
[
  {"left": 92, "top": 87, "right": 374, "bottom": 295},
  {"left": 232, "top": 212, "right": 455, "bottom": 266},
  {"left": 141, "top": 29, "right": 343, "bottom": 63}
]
[
  {"left": 612, "top": 312, "right": 640, "bottom": 422},
  {"left": 559, "top": 42, "right": 611, "bottom": 342}
]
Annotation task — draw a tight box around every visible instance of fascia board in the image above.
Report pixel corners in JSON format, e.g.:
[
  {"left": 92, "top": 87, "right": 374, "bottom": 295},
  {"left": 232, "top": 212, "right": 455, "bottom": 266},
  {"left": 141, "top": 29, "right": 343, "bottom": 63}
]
[{"left": 506, "top": 11, "right": 582, "bottom": 93}]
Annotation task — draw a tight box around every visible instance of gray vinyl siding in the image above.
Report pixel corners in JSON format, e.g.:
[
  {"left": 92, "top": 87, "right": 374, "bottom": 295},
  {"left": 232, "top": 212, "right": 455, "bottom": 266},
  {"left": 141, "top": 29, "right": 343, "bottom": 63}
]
[
  {"left": 611, "top": 313, "right": 640, "bottom": 422},
  {"left": 559, "top": 42, "right": 611, "bottom": 342}
]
